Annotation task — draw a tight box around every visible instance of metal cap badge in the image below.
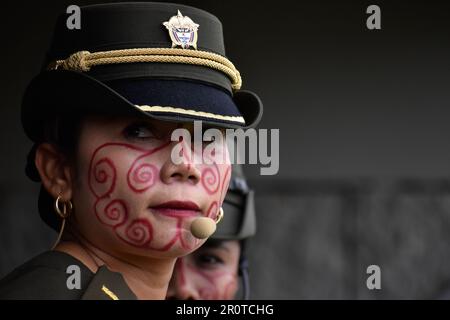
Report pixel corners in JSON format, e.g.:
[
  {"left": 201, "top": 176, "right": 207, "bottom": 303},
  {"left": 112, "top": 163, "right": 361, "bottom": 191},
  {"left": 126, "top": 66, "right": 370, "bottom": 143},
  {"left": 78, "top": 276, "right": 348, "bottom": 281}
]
[{"left": 163, "top": 10, "right": 199, "bottom": 49}]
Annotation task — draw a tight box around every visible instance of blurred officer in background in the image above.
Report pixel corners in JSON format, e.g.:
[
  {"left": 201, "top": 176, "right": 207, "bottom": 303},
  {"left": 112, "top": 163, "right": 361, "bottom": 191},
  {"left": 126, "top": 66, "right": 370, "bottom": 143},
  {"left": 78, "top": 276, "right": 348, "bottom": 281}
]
[{"left": 167, "top": 165, "right": 256, "bottom": 300}]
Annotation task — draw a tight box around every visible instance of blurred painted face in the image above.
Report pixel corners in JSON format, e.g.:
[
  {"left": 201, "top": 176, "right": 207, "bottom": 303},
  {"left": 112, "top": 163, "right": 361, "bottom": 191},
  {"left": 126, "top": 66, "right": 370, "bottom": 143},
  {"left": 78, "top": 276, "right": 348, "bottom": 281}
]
[
  {"left": 70, "top": 116, "right": 231, "bottom": 258},
  {"left": 167, "top": 240, "right": 240, "bottom": 300}
]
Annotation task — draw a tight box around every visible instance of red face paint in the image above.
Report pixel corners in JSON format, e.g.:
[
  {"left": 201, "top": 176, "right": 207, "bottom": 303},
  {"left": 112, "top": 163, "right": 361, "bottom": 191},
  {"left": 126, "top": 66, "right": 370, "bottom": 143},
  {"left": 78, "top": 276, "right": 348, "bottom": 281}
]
[
  {"left": 167, "top": 240, "right": 240, "bottom": 300},
  {"left": 201, "top": 165, "right": 220, "bottom": 195},
  {"left": 86, "top": 137, "right": 231, "bottom": 255}
]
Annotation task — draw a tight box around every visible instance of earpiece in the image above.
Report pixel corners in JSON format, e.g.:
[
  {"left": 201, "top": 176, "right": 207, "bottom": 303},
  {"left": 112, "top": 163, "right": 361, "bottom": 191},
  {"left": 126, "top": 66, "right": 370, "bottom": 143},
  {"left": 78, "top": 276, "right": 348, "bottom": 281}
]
[{"left": 190, "top": 207, "right": 224, "bottom": 239}]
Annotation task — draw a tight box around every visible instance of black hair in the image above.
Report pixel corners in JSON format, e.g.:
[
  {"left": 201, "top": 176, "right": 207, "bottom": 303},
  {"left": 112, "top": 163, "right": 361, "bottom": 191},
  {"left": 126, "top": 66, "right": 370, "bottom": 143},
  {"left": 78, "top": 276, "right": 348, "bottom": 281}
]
[
  {"left": 25, "top": 112, "right": 85, "bottom": 230},
  {"left": 25, "top": 113, "right": 84, "bottom": 182}
]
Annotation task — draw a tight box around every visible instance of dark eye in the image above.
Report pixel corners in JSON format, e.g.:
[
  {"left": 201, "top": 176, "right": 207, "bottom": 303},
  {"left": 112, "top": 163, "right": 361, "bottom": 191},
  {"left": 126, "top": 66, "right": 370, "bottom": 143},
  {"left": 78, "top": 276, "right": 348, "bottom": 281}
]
[
  {"left": 196, "top": 253, "right": 224, "bottom": 268},
  {"left": 202, "top": 135, "right": 216, "bottom": 146},
  {"left": 123, "top": 122, "right": 156, "bottom": 140},
  {"left": 202, "top": 128, "right": 222, "bottom": 146}
]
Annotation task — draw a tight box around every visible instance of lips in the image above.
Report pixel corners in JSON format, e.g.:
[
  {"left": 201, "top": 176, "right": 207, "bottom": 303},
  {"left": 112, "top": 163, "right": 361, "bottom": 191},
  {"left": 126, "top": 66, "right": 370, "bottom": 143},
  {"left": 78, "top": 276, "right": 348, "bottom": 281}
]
[{"left": 150, "top": 200, "right": 201, "bottom": 218}]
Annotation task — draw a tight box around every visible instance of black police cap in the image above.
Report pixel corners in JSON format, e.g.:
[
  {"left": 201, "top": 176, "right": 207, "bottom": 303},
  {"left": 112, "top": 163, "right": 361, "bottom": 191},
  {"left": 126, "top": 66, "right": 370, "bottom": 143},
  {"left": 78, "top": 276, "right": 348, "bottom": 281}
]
[{"left": 22, "top": 2, "right": 263, "bottom": 144}]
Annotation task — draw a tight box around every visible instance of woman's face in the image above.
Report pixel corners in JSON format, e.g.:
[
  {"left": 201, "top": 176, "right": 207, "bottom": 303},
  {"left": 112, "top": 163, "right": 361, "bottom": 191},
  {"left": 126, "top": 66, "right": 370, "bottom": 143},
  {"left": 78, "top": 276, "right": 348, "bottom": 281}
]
[
  {"left": 70, "top": 115, "right": 231, "bottom": 259},
  {"left": 167, "top": 240, "right": 240, "bottom": 300}
]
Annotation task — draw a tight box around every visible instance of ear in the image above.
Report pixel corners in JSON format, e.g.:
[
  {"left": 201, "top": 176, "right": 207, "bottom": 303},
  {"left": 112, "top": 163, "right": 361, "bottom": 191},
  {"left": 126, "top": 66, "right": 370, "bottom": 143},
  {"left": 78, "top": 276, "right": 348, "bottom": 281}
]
[{"left": 35, "top": 143, "right": 74, "bottom": 201}]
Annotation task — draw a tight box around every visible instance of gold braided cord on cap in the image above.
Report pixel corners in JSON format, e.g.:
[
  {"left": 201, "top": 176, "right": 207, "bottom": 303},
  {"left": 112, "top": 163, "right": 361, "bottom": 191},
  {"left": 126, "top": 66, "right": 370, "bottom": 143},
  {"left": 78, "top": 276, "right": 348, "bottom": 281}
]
[{"left": 53, "top": 48, "right": 242, "bottom": 90}]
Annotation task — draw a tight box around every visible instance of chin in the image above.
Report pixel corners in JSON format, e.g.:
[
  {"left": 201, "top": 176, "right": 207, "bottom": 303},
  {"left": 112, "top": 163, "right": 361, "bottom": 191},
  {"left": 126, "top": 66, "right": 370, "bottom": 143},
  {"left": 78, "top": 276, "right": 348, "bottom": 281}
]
[
  {"left": 133, "top": 235, "right": 204, "bottom": 259},
  {"left": 136, "top": 245, "right": 194, "bottom": 260},
  {"left": 110, "top": 219, "right": 206, "bottom": 258}
]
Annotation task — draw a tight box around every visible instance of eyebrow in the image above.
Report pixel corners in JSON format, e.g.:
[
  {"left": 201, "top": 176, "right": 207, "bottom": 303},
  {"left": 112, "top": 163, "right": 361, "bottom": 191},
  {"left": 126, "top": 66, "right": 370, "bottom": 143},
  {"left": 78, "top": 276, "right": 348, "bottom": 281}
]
[{"left": 202, "top": 240, "right": 231, "bottom": 253}]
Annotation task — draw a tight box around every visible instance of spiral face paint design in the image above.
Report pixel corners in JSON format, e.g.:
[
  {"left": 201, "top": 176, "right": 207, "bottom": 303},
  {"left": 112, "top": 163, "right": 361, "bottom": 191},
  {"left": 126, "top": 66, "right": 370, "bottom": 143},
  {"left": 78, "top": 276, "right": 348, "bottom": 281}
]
[
  {"left": 201, "top": 166, "right": 220, "bottom": 195},
  {"left": 87, "top": 140, "right": 231, "bottom": 253}
]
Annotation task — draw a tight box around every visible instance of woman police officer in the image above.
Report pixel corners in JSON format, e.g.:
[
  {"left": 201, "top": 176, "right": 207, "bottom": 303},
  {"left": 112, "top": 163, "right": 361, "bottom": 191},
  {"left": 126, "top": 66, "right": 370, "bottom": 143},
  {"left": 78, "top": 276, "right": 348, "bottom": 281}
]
[{"left": 0, "top": 2, "right": 261, "bottom": 299}]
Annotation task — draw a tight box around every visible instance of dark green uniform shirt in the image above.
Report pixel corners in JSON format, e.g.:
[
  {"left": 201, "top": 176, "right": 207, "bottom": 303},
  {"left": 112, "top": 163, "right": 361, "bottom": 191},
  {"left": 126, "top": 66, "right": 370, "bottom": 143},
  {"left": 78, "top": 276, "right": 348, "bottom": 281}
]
[{"left": 0, "top": 251, "right": 136, "bottom": 300}]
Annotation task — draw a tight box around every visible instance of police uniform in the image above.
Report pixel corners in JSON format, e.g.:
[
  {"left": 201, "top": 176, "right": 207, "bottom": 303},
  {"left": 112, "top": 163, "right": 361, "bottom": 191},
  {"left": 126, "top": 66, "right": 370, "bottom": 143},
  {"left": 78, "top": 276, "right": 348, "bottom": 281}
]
[
  {"left": 0, "top": 251, "right": 135, "bottom": 300},
  {"left": 0, "top": 2, "right": 262, "bottom": 300}
]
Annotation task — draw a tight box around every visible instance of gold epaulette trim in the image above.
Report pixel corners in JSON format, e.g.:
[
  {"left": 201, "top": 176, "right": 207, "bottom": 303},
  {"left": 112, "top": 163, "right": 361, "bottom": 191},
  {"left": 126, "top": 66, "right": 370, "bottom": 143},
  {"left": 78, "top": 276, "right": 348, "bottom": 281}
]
[{"left": 101, "top": 285, "right": 119, "bottom": 300}]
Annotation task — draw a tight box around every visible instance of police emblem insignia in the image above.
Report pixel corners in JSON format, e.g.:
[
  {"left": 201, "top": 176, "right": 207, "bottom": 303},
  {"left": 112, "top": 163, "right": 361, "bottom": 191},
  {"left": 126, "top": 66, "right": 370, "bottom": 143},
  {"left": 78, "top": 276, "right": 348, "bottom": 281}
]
[{"left": 163, "top": 10, "right": 199, "bottom": 49}]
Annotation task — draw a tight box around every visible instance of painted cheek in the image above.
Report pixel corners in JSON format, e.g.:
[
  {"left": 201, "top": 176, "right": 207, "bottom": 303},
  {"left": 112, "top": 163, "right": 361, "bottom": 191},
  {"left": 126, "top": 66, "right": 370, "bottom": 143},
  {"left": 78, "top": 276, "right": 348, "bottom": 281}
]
[
  {"left": 170, "top": 258, "right": 205, "bottom": 299},
  {"left": 185, "top": 260, "right": 238, "bottom": 300},
  {"left": 87, "top": 141, "right": 200, "bottom": 252},
  {"left": 220, "top": 276, "right": 239, "bottom": 300},
  {"left": 199, "top": 164, "right": 231, "bottom": 220},
  {"left": 204, "top": 273, "right": 237, "bottom": 300},
  {"left": 219, "top": 164, "right": 232, "bottom": 204},
  {"left": 199, "top": 139, "right": 229, "bottom": 197},
  {"left": 201, "top": 163, "right": 221, "bottom": 195}
]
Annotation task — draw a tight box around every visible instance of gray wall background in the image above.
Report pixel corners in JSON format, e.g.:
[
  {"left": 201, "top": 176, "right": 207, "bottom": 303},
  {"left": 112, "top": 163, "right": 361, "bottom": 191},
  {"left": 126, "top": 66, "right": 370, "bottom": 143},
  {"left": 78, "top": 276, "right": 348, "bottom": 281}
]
[{"left": 1, "top": 0, "right": 450, "bottom": 299}]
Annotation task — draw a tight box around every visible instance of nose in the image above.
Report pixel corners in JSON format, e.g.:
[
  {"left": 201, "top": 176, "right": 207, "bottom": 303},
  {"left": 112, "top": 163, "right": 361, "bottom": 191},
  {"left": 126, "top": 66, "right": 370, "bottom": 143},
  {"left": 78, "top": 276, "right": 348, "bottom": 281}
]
[
  {"left": 167, "top": 259, "right": 200, "bottom": 300},
  {"left": 160, "top": 140, "right": 201, "bottom": 185}
]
